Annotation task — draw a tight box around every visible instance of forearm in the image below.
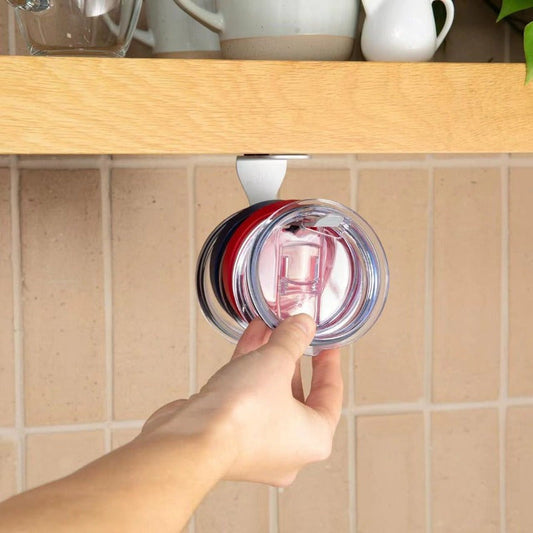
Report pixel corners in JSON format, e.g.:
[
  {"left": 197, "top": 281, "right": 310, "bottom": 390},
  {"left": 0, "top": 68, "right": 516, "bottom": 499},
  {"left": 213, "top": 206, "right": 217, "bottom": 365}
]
[{"left": 0, "top": 424, "right": 231, "bottom": 532}]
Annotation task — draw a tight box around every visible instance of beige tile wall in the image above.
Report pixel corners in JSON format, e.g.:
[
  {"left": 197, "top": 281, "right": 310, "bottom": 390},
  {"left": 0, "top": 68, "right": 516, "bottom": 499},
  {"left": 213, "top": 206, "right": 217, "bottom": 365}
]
[
  {"left": 1, "top": 153, "right": 532, "bottom": 533},
  {"left": 1, "top": 4, "right": 533, "bottom": 533}
]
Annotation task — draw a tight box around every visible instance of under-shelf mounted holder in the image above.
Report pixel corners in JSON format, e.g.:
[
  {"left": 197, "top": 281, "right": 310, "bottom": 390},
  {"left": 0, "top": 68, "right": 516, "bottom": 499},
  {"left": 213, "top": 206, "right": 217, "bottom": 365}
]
[{"left": 236, "top": 154, "right": 310, "bottom": 205}]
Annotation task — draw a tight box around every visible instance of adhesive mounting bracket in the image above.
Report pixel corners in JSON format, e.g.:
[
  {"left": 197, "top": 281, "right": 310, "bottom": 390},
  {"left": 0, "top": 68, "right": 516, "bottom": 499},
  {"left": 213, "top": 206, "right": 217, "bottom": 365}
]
[{"left": 236, "top": 154, "right": 310, "bottom": 205}]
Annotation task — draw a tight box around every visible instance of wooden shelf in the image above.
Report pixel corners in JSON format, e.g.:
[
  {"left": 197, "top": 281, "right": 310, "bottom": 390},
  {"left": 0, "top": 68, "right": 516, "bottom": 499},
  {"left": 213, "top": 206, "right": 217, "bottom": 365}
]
[{"left": 0, "top": 57, "right": 532, "bottom": 154}]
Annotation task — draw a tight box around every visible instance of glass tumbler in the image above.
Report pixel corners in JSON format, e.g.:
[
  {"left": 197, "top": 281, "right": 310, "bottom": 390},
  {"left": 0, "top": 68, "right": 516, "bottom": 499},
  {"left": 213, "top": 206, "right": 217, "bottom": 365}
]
[
  {"left": 197, "top": 199, "right": 389, "bottom": 355},
  {"left": 7, "top": 0, "right": 142, "bottom": 56}
]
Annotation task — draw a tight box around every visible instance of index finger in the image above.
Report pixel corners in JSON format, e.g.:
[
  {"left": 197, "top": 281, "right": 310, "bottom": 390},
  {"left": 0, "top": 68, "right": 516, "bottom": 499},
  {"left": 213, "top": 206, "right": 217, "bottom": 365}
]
[{"left": 305, "top": 348, "right": 343, "bottom": 431}]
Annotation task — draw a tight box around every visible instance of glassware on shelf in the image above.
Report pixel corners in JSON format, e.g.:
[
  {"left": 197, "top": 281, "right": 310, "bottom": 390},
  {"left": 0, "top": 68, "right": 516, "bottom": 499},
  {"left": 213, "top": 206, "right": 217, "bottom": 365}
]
[{"left": 7, "top": 0, "right": 142, "bottom": 57}]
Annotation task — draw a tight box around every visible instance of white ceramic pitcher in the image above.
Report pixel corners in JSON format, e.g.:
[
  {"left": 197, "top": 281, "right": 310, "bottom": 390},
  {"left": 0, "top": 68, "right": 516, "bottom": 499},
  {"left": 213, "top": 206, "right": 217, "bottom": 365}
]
[{"left": 361, "top": 0, "right": 454, "bottom": 62}]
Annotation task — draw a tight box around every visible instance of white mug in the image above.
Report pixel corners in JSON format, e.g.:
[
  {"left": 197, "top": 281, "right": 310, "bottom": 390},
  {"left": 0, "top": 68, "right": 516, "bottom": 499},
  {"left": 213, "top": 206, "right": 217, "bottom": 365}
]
[
  {"left": 172, "top": 0, "right": 359, "bottom": 60},
  {"left": 134, "top": 0, "right": 220, "bottom": 58}
]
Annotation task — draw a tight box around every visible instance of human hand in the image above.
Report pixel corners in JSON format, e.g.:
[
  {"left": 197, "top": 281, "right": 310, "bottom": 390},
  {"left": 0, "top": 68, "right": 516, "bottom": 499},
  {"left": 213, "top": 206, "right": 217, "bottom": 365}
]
[
  {"left": 0, "top": 315, "right": 342, "bottom": 533},
  {"left": 141, "top": 315, "right": 343, "bottom": 487}
]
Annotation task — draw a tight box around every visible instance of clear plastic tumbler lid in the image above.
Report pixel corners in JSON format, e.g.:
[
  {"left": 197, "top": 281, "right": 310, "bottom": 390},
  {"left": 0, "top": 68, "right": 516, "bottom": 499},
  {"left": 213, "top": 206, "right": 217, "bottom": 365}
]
[{"left": 197, "top": 199, "right": 388, "bottom": 354}]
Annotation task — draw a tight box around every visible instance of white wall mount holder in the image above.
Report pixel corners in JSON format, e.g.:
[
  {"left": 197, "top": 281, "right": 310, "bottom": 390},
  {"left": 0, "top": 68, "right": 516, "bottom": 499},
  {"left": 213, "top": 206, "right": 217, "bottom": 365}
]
[{"left": 236, "top": 154, "right": 310, "bottom": 205}]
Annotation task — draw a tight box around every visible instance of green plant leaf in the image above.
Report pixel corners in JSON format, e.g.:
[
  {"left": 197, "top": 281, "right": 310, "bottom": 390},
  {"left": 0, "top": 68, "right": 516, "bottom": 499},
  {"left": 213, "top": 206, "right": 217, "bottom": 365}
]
[
  {"left": 498, "top": 0, "right": 533, "bottom": 21},
  {"left": 525, "top": 21, "right": 533, "bottom": 83}
]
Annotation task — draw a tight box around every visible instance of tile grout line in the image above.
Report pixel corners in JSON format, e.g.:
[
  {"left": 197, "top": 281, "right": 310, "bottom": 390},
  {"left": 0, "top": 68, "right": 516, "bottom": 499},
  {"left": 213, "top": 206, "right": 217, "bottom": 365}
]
[
  {"left": 424, "top": 156, "right": 435, "bottom": 533},
  {"left": 348, "top": 398, "right": 533, "bottom": 416},
  {"left": 187, "top": 158, "right": 197, "bottom": 533},
  {"left": 22, "top": 420, "right": 145, "bottom": 435},
  {"left": 269, "top": 486, "right": 280, "bottom": 533},
  {"left": 187, "top": 158, "right": 198, "bottom": 397},
  {"left": 348, "top": 154, "right": 358, "bottom": 533},
  {"left": 2, "top": 395, "right": 533, "bottom": 435},
  {"left": 10, "top": 155, "right": 25, "bottom": 492},
  {"left": 4, "top": 395, "right": 533, "bottom": 436},
  {"left": 16, "top": 155, "right": 528, "bottom": 171},
  {"left": 112, "top": 158, "right": 192, "bottom": 170},
  {"left": 109, "top": 155, "right": 354, "bottom": 169},
  {"left": 17, "top": 158, "right": 104, "bottom": 170},
  {"left": 499, "top": 155, "right": 510, "bottom": 533},
  {"left": 355, "top": 157, "right": 506, "bottom": 170},
  {"left": 100, "top": 156, "right": 114, "bottom": 453}
]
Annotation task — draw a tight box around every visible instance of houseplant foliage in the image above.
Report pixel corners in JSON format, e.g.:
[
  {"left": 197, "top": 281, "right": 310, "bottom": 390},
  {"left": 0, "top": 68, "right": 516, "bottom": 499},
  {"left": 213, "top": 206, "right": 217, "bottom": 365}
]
[{"left": 498, "top": 0, "right": 533, "bottom": 82}]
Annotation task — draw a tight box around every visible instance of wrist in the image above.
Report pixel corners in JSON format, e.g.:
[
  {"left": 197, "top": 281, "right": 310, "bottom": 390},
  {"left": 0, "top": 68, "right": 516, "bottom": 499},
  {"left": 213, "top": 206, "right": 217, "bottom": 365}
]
[{"left": 137, "top": 394, "right": 238, "bottom": 482}]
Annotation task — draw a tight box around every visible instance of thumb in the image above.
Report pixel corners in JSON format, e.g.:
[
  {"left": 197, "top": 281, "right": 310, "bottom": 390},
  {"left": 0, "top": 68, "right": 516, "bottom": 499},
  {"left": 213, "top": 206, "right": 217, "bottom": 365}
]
[{"left": 259, "top": 314, "right": 316, "bottom": 363}]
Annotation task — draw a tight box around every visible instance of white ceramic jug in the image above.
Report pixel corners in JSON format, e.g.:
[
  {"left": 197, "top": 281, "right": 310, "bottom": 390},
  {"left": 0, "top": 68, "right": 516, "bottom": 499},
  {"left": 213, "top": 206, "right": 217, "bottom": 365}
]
[{"left": 361, "top": 0, "right": 454, "bottom": 62}]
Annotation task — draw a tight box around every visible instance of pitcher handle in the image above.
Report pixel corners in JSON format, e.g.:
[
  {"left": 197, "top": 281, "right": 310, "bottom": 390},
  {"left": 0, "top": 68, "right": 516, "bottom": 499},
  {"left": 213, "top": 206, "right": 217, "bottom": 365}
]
[
  {"left": 172, "top": 0, "right": 224, "bottom": 33},
  {"left": 103, "top": 14, "right": 155, "bottom": 47},
  {"left": 434, "top": 0, "right": 454, "bottom": 51},
  {"left": 132, "top": 28, "right": 155, "bottom": 48}
]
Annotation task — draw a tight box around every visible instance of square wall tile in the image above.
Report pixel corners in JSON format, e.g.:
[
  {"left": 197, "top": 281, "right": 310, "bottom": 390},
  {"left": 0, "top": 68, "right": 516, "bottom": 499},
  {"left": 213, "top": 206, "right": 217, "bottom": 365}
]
[
  {"left": 111, "top": 428, "right": 141, "bottom": 450},
  {"left": 196, "top": 482, "right": 269, "bottom": 533},
  {"left": 279, "top": 416, "right": 349, "bottom": 533},
  {"left": 509, "top": 169, "right": 533, "bottom": 397},
  {"left": 0, "top": 437, "right": 17, "bottom": 501},
  {"left": 357, "top": 413, "right": 425, "bottom": 533},
  {"left": 21, "top": 170, "right": 105, "bottom": 425},
  {"left": 432, "top": 410, "right": 499, "bottom": 533},
  {"left": 112, "top": 168, "right": 190, "bottom": 420},
  {"left": 507, "top": 407, "right": 533, "bottom": 533},
  {"left": 26, "top": 430, "right": 105, "bottom": 490},
  {"left": 0, "top": 170, "right": 14, "bottom": 425},
  {"left": 433, "top": 168, "right": 501, "bottom": 402},
  {"left": 356, "top": 170, "right": 428, "bottom": 404}
]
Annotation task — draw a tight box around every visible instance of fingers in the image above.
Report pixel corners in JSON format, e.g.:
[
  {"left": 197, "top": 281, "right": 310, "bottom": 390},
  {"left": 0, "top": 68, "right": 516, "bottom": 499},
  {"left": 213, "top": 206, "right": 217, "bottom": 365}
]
[
  {"left": 259, "top": 314, "right": 316, "bottom": 364},
  {"left": 232, "top": 318, "right": 272, "bottom": 359},
  {"left": 291, "top": 359, "right": 305, "bottom": 402},
  {"left": 305, "top": 348, "right": 343, "bottom": 431}
]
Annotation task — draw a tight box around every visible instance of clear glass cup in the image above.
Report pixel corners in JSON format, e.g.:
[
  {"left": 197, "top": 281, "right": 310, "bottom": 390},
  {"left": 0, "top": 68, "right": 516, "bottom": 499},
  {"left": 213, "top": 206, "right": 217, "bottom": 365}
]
[
  {"left": 7, "top": 0, "right": 142, "bottom": 56},
  {"left": 197, "top": 199, "right": 389, "bottom": 355}
]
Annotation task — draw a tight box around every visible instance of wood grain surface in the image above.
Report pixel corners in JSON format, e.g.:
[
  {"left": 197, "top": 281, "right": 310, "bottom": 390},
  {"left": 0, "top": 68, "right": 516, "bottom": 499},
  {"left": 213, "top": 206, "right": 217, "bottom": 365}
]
[{"left": 0, "top": 57, "right": 532, "bottom": 154}]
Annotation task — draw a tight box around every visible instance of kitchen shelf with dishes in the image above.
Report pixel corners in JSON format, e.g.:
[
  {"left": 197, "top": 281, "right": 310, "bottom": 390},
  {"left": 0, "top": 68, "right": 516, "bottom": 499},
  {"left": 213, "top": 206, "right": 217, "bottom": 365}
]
[{"left": 1, "top": 57, "right": 532, "bottom": 155}]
